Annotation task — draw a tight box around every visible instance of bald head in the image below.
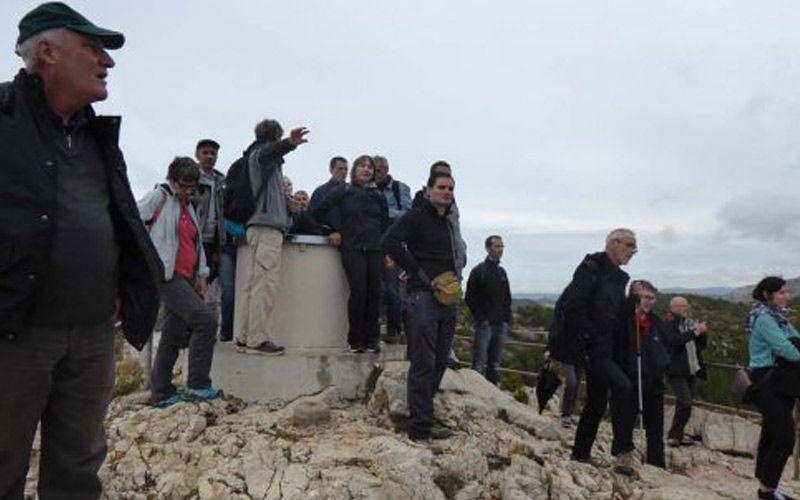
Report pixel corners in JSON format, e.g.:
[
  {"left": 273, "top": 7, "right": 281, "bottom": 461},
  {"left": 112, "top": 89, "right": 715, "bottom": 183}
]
[{"left": 670, "top": 296, "right": 690, "bottom": 315}]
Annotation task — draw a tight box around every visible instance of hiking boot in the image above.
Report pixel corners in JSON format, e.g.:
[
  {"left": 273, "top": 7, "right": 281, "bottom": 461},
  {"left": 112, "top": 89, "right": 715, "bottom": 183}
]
[
  {"left": 219, "top": 333, "right": 233, "bottom": 342},
  {"left": 349, "top": 345, "right": 365, "bottom": 353},
  {"left": 759, "top": 489, "right": 797, "bottom": 500},
  {"left": 184, "top": 387, "right": 223, "bottom": 401},
  {"left": 561, "top": 415, "right": 575, "bottom": 428},
  {"left": 366, "top": 343, "right": 381, "bottom": 354},
  {"left": 680, "top": 436, "right": 695, "bottom": 446},
  {"left": 430, "top": 425, "right": 454, "bottom": 440},
  {"left": 245, "top": 341, "right": 285, "bottom": 355},
  {"left": 151, "top": 392, "right": 188, "bottom": 408},
  {"left": 666, "top": 437, "right": 681, "bottom": 448},
  {"left": 613, "top": 451, "right": 635, "bottom": 476}
]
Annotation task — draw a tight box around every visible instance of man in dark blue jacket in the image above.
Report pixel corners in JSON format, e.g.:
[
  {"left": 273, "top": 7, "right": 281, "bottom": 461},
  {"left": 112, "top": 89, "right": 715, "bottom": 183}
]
[
  {"left": 624, "top": 280, "right": 670, "bottom": 468},
  {"left": 0, "top": 4, "right": 161, "bottom": 497},
  {"left": 465, "top": 235, "right": 511, "bottom": 385}
]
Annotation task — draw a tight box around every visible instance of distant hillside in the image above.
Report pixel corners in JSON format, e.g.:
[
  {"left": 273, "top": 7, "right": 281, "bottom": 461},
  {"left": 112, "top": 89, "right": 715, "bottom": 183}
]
[
  {"left": 726, "top": 276, "right": 800, "bottom": 303},
  {"left": 512, "top": 293, "right": 558, "bottom": 307},
  {"left": 661, "top": 286, "right": 733, "bottom": 298}
]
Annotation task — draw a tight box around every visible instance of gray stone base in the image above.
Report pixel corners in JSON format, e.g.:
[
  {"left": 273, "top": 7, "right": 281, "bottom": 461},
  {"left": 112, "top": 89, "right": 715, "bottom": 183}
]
[{"left": 209, "top": 342, "right": 406, "bottom": 405}]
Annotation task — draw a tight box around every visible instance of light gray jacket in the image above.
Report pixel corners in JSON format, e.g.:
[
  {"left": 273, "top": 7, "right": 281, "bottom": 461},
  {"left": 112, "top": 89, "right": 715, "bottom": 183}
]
[
  {"left": 138, "top": 185, "right": 209, "bottom": 281},
  {"left": 247, "top": 138, "right": 297, "bottom": 231}
]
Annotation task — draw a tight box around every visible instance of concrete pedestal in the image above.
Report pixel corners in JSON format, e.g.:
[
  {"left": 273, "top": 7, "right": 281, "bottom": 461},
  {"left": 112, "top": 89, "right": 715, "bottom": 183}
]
[
  {"left": 270, "top": 235, "right": 350, "bottom": 348},
  {"left": 210, "top": 343, "right": 406, "bottom": 404}
]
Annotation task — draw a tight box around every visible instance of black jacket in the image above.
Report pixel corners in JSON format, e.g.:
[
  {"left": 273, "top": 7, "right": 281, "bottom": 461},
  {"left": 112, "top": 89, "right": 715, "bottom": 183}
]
[
  {"left": 549, "top": 251, "right": 631, "bottom": 365},
  {"left": 622, "top": 313, "right": 671, "bottom": 392},
  {"left": 313, "top": 183, "right": 388, "bottom": 251},
  {"left": 381, "top": 201, "right": 456, "bottom": 292},
  {"left": 663, "top": 311, "right": 707, "bottom": 379},
  {"left": 465, "top": 258, "right": 511, "bottom": 324},
  {"left": 0, "top": 71, "right": 162, "bottom": 349}
]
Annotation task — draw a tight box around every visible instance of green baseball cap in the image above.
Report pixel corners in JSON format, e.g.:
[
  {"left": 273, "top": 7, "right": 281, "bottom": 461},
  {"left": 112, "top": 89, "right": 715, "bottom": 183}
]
[{"left": 17, "top": 2, "right": 124, "bottom": 50}]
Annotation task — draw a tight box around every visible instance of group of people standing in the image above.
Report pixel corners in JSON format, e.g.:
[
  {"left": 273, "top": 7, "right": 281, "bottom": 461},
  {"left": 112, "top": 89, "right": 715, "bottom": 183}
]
[
  {"left": 548, "top": 229, "right": 799, "bottom": 500},
  {"left": 1, "top": 3, "right": 798, "bottom": 500}
]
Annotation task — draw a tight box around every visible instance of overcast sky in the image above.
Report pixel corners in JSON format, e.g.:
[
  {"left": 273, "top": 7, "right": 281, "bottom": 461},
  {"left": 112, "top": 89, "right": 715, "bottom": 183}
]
[{"left": 4, "top": 1, "right": 800, "bottom": 293}]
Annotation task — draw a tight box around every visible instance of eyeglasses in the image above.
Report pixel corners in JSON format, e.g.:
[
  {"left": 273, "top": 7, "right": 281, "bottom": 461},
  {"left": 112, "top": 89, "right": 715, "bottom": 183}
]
[
  {"left": 614, "top": 239, "right": 637, "bottom": 250},
  {"left": 176, "top": 182, "right": 197, "bottom": 194}
]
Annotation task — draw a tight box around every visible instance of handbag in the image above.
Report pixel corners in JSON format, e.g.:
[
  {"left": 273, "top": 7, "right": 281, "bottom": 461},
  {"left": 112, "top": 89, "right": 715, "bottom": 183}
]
[
  {"left": 732, "top": 367, "right": 754, "bottom": 404},
  {"left": 431, "top": 271, "right": 463, "bottom": 306}
]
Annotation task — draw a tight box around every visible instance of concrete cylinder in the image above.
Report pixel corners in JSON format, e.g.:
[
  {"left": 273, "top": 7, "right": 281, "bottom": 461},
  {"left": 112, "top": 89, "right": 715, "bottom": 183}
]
[{"left": 269, "top": 235, "right": 350, "bottom": 348}]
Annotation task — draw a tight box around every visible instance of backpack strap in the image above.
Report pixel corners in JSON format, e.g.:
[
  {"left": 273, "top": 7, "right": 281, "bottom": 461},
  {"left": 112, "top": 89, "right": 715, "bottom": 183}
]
[
  {"left": 391, "top": 180, "right": 402, "bottom": 207},
  {"left": 146, "top": 187, "right": 169, "bottom": 230}
]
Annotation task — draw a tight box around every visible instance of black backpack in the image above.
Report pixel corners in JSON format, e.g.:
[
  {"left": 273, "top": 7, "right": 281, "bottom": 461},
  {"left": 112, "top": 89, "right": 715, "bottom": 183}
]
[
  {"left": 223, "top": 147, "right": 277, "bottom": 224},
  {"left": 547, "top": 259, "right": 601, "bottom": 367}
]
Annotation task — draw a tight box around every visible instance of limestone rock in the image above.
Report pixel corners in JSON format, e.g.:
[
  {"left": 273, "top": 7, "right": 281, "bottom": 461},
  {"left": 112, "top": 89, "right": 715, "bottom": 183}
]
[{"left": 292, "top": 399, "right": 331, "bottom": 427}]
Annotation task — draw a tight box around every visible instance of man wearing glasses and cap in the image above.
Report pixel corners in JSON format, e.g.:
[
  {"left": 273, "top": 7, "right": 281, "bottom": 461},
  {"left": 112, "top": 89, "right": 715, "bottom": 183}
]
[{"left": 0, "top": 3, "right": 161, "bottom": 497}]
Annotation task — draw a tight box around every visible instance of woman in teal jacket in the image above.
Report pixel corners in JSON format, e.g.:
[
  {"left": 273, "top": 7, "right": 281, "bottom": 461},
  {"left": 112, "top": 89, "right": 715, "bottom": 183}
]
[{"left": 747, "top": 276, "right": 800, "bottom": 500}]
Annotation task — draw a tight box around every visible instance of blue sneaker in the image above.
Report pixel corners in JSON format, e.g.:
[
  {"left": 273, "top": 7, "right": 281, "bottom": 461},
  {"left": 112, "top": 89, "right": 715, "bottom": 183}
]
[
  {"left": 184, "top": 387, "right": 223, "bottom": 401},
  {"left": 151, "top": 392, "right": 188, "bottom": 408}
]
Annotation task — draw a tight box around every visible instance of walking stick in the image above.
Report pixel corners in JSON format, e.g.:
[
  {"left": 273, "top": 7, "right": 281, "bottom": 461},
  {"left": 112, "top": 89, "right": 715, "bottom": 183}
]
[{"left": 636, "top": 315, "right": 643, "bottom": 431}]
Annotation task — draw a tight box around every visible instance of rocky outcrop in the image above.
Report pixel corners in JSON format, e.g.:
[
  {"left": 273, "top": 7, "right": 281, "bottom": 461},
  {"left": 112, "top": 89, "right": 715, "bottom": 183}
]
[
  {"left": 23, "top": 362, "right": 800, "bottom": 499},
  {"left": 663, "top": 405, "right": 761, "bottom": 456}
]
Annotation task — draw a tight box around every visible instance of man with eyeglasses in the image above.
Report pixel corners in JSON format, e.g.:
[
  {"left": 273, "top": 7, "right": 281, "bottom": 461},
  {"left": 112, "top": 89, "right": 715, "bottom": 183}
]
[
  {"left": 549, "top": 228, "right": 639, "bottom": 475},
  {"left": 664, "top": 296, "right": 708, "bottom": 447},
  {"left": 138, "top": 157, "right": 221, "bottom": 408}
]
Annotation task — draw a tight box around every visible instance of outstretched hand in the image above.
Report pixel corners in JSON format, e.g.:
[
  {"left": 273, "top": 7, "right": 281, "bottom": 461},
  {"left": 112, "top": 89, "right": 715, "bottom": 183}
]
[{"left": 288, "top": 127, "right": 309, "bottom": 146}]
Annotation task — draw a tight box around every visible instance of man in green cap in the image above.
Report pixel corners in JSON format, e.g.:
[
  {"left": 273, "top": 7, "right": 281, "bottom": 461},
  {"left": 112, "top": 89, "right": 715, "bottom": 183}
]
[{"left": 0, "top": 3, "right": 161, "bottom": 498}]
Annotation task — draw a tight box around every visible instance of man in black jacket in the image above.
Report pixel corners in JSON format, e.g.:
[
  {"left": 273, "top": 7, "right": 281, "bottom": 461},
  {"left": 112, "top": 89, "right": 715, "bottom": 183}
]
[
  {"left": 382, "top": 172, "right": 458, "bottom": 442},
  {"left": 550, "top": 228, "right": 638, "bottom": 475},
  {"left": 465, "top": 235, "right": 511, "bottom": 385},
  {"left": 0, "top": 4, "right": 161, "bottom": 498},
  {"left": 664, "top": 296, "right": 707, "bottom": 447}
]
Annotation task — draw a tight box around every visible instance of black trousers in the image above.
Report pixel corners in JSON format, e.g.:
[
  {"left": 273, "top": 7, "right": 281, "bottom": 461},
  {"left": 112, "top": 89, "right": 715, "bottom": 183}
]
[
  {"left": 0, "top": 320, "right": 115, "bottom": 499},
  {"left": 340, "top": 249, "right": 383, "bottom": 349},
  {"left": 753, "top": 368, "right": 795, "bottom": 489},
  {"left": 667, "top": 375, "right": 696, "bottom": 440},
  {"left": 635, "top": 381, "right": 665, "bottom": 468},
  {"left": 406, "top": 290, "right": 457, "bottom": 439},
  {"left": 572, "top": 356, "right": 635, "bottom": 460}
]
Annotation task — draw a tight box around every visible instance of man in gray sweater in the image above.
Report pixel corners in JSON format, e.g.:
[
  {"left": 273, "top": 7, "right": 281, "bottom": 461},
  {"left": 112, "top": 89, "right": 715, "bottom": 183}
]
[{"left": 236, "top": 119, "right": 308, "bottom": 354}]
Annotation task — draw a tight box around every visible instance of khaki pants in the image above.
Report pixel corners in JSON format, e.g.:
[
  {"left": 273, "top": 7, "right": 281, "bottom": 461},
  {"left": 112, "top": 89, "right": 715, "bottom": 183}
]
[{"left": 234, "top": 225, "right": 283, "bottom": 347}]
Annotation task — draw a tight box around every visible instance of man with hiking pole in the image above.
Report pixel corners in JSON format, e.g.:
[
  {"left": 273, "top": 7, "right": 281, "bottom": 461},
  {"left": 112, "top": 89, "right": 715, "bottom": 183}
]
[{"left": 625, "top": 280, "right": 670, "bottom": 468}]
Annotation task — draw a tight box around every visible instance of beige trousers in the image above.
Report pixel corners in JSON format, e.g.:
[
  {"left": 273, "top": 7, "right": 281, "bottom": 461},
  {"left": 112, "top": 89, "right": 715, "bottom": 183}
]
[{"left": 233, "top": 226, "right": 283, "bottom": 347}]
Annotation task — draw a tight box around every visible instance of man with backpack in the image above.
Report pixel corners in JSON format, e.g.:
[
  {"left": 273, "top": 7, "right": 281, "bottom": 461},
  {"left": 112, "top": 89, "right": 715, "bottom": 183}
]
[
  {"left": 374, "top": 155, "right": 412, "bottom": 344},
  {"left": 138, "top": 157, "right": 220, "bottom": 407},
  {"left": 548, "top": 228, "right": 639, "bottom": 475},
  {"left": 228, "top": 119, "right": 308, "bottom": 354}
]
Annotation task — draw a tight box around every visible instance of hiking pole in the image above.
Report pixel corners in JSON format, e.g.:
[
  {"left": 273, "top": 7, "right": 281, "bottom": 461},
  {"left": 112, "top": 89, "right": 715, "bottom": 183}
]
[{"left": 636, "top": 316, "right": 643, "bottom": 431}]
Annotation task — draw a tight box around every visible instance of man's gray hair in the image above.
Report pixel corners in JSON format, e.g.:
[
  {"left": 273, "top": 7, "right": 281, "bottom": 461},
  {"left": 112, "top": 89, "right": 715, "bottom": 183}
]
[
  {"left": 16, "top": 28, "right": 66, "bottom": 72},
  {"left": 605, "top": 228, "right": 636, "bottom": 245},
  {"left": 254, "top": 119, "right": 283, "bottom": 142}
]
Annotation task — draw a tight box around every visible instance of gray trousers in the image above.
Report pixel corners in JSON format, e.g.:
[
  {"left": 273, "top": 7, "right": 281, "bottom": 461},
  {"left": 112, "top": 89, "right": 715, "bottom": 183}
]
[
  {"left": 667, "top": 376, "right": 695, "bottom": 440},
  {"left": 0, "top": 319, "right": 115, "bottom": 499},
  {"left": 406, "top": 290, "right": 456, "bottom": 439},
  {"left": 560, "top": 363, "right": 584, "bottom": 417},
  {"left": 151, "top": 276, "right": 217, "bottom": 402}
]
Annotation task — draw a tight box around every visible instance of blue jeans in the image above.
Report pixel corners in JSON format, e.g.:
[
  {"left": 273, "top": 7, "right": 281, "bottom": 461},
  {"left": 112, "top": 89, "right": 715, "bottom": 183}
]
[
  {"left": 471, "top": 322, "right": 507, "bottom": 384},
  {"left": 560, "top": 364, "right": 584, "bottom": 417},
  {"left": 219, "top": 242, "right": 237, "bottom": 338}
]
